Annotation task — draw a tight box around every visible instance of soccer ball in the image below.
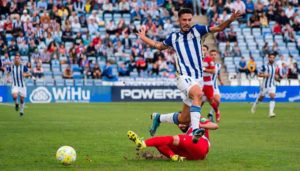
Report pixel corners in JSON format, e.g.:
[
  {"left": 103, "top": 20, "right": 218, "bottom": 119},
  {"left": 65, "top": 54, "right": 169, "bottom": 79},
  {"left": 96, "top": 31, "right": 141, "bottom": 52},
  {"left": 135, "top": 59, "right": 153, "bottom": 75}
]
[{"left": 56, "top": 146, "right": 76, "bottom": 165}]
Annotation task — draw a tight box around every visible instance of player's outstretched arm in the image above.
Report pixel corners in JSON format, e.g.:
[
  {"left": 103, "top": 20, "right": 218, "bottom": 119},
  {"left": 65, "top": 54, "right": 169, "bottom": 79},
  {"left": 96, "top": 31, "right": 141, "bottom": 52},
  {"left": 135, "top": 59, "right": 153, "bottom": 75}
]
[
  {"left": 203, "top": 67, "right": 215, "bottom": 74},
  {"left": 136, "top": 27, "right": 169, "bottom": 51},
  {"left": 209, "top": 10, "right": 242, "bottom": 33},
  {"left": 218, "top": 74, "right": 224, "bottom": 85},
  {"left": 258, "top": 73, "right": 269, "bottom": 78}
]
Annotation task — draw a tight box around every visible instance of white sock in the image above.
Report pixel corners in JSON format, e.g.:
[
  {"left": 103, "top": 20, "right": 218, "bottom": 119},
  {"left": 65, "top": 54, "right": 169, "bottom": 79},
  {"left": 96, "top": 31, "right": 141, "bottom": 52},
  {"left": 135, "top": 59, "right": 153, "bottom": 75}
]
[
  {"left": 190, "top": 105, "right": 201, "bottom": 130},
  {"left": 270, "top": 100, "right": 275, "bottom": 114},
  {"left": 20, "top": 103, "right": 24, "bottom": 113},
  {"left": 209, "top": 108, "right": 214, "bottom": 115},
  {"left": 159, "top": 113, "right": 175, "bottom": 123},
  {"left": 253, "top": 97, "right": 260, "bottom": 108}
]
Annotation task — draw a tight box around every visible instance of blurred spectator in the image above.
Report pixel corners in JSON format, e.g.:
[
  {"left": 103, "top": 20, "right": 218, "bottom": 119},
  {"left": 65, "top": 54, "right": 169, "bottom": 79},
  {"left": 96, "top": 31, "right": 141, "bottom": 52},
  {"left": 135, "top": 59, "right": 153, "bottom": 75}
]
[
  {"left": 287, "top": 55, "right": 297, "bottom": 68},
  {"left": 86, "top": 42, "right": 96, "bottom": 57},
  {"left": 0, "top": 59, "right": 3, "bottom": 76},
  {"left": 283, "top": 24, "right": 296, "bottom": 42},
  {"left": 63, "top": 65, "right": 73, "bottom": 79},
  {"left": 248, "top": 14, "right": 260, "bottom": 28},
  {"left": 288, "top": 62, "right": 300, "bottom": 79},
  {"left": 272, "top": 22, "right": 282, "bottom": 34},
  {"left": 285, "top": 4, "right": 295, "bottom": 19},
  {"left": 33, "top": 62, "right": 44, "bottom": 79},
  {"left": 247, "top": 56, "right": 257, "bottom": 78},
  {"left": 102, "top": 60, "right": 117, "bottom": 81},
  {"left": 71, "top": 18, "right": 82, "bottom": 33},
  {"left": 238, "top": 56, "right": 248, "bottom": 74},
  {"left": 245, "top": 0, "right": 254, "bottom": 21},
  {"left": 122, "top": 33, "right": 132, "bottom": 50},
  {"left": 227, "top": 26, "right": 237, "bottom": 42},
  {"left": 262, "top": 42, "right": 269, "bottom": 57},
  {"left": 231, "top": 41, "right": 241, "bottom": 57},
  {"left": 224, "top": 40, "right": 231, "bottom": 57},
  {"left": 92, "top": 63, "right": 102, "bottom": 79},
  {"left": 26, "top": 62, "right": 32, "bottom": 74},
  {"left": 7, "top": 40, "right": 19, "bottom": 56},
  {"left": 278, "top": 62, "right": 289, "bottom": 79},
  {"left": 259, "top": 13, "right": 268, "bottom": 27},
  {"left": 276, "top": 55, "right": 287, "bottom": 68},
  {"left": 276, "top": 11, "right": 289, "bottom": 26},
  {"left": 118, "top": 62, "right": 130, "bottom": 76}
]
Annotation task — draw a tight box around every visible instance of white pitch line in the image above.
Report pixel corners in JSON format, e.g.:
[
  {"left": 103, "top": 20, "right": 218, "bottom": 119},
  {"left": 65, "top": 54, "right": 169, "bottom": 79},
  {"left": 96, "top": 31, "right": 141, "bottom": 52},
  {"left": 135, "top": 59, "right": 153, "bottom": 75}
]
[{"left": 0, "top": 103, "right": 29, "bottom": 108}]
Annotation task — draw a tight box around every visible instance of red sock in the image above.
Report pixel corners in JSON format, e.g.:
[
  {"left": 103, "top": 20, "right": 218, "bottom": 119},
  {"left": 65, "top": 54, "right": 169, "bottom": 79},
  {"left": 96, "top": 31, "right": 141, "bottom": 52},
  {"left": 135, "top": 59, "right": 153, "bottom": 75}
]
[
  {"left": 145, "top": 136, "right": 174, "bottom": 147},
  {"left": 156, "top": 145, "right": 175, "bottom": 158},
  {"left": 210, "top": 101, "right": 219, "bottom": 113}
]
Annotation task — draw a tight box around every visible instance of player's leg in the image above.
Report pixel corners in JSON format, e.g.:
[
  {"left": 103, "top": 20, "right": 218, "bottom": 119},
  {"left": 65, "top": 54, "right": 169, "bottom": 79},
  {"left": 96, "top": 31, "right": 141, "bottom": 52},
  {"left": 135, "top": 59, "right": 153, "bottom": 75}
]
[
  {"left": 128, "top": 131, "right": 184, "bottom": 161},
  {"left": 11, "top": 86, "right": 19, "bottom": 111},
  {"left": 19, "top": 87, "right": 27, "bottom": 116},
  {"left": 204, "top": 86, "right": 220, "bottom": 122},
  {"left": 149, "top": 103, "right": 190, "bottom": 136},
  {"left": 268, "top": 87, "right": 276, "bottom": 117},
  {"left": 208, "top": 92, "right": 221, "bottom": 122},
  {"left": 188, "top": 84, "right": 205, "bottom": 143},
  {"left": 251, "top": 88, "right": 266, "bottom": 113}
]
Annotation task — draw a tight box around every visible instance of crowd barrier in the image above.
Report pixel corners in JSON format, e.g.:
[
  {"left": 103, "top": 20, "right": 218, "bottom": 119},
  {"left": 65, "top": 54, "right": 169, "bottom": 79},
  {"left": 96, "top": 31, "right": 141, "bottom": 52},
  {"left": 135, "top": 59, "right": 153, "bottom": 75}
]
[{"left": 0, "top": 86, "right": 299, "bottom": 103}]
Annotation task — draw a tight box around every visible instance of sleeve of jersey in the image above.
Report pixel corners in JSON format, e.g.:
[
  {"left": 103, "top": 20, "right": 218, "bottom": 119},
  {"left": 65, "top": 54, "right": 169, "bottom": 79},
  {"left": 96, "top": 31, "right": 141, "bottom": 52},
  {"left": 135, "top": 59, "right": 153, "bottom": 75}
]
[
  {"left": 162, "top": 33, "right": 173, "bottom": 47},
  {"left": 259, "top": 65, "right": 265, "bottom": 73},
  {"left": 23, "top": 66, "right": 28, "bottom": 72},
  {"left": 194, "top": 24, "right": 210, "bottom": 37}
]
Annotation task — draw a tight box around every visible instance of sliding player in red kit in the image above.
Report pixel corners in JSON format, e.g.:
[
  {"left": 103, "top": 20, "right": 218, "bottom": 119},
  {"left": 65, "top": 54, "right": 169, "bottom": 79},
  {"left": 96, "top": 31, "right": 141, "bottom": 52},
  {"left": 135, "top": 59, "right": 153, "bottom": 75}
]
[
  {"left": 202, "top": 45, "right": 221, "bottom": 122},
  {"left": 127, "top": 118, "right": 218, "bottom": 161}
]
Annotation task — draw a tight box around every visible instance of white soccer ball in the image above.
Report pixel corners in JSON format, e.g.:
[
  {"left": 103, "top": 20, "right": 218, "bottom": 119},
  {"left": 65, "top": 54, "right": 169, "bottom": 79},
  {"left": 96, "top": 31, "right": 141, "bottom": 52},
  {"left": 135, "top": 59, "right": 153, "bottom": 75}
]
[{"left": 56, "top": 146, "right": 76, "bottom": 165}]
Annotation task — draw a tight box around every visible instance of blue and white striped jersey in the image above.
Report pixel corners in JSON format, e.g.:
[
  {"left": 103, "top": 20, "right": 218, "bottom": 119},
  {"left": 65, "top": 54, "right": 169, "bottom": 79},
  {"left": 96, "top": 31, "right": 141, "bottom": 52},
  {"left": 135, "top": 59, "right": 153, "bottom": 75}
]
[
  {"left": 8, "top": 64, "right": 28, "bottom": 87},
  {"left": 163, "top": 24, "right": 210, "bottom": 79},
  {"left": 259, "top": 63, "right": 276, "bottom": 88},
  {"left": 212, "top": 63, "right": 221, "bottom": 89}
]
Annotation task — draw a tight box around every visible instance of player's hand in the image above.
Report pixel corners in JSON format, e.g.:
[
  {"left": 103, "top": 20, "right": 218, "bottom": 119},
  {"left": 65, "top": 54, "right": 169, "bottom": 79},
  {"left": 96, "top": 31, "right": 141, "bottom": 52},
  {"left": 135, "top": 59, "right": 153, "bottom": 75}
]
[
  {"left": 264, "top": 73, "right": 270, "bottom": 78},
  {"left": 136, "top": 26, "right": 146, "bottom": 39},
  {"left": 220, "top": 81, "right": 224, "bottom": 85},
  {"left": 230, "top": 10, "right": 242, "bottom": 21}
]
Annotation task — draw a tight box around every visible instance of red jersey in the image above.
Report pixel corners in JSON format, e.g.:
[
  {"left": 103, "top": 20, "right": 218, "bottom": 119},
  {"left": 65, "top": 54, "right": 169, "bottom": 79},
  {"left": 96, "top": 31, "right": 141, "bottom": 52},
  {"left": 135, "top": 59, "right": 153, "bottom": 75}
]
[{"left": 203, "top": 56, "right": 215, "bottom": 85}]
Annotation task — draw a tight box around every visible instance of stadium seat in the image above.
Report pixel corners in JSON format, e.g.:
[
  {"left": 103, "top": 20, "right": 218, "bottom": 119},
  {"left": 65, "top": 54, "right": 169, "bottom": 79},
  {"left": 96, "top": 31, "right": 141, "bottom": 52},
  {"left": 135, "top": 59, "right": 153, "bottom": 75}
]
[
  {"left": 84, "top": 79, "right": 94, "bottom": 86},
  {"left": 74, "top": 79, "right": 84, "bottom": 86},
  {"left": 45, "top": 79, "right": 55, "bottom": 86},
  {"left": 36, "top": 79, "right": 45, "bottom": 86},
  {"left": 65, "top": 79, "right": 74, "bottom": 86},
  {"left": 26, "top": 79, "right": 34, "bottom": 86},
  {"left": 55, "top": 79, "right": 64, "bottom": 86},
  {"left": 94, "top": 80, "right": 102, "bottom": 86}
]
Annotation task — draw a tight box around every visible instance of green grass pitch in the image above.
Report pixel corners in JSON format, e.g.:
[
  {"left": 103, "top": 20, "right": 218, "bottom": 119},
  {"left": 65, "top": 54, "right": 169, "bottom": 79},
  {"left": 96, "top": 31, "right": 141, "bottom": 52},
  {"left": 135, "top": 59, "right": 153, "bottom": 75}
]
[{"left": 0, "top": 102, "right": 300, "bottom": 171}]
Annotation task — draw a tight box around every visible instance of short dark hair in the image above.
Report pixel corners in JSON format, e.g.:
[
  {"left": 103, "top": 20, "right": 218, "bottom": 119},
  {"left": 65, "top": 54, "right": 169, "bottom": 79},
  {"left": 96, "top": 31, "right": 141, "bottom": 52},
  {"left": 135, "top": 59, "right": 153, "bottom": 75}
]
[
  {"left": 203, "top": 44, "right": 209, "bottom": 50},
  {"left": 210, "top": 49, "right": 218, "bottom": 53},
  {"left": 268, "top": 52, "right": 276, "bottom": 57},
  {"left": 178, "top": 8, "right": 193, "bottom": 18}
]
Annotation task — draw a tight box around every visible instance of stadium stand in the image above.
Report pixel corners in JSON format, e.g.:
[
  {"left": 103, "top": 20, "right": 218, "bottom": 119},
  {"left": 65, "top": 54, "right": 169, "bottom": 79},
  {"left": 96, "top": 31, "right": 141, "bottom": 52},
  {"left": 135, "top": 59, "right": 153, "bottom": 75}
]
[{"left": 211, "top": 0, "right": 300, "bottom": 86}]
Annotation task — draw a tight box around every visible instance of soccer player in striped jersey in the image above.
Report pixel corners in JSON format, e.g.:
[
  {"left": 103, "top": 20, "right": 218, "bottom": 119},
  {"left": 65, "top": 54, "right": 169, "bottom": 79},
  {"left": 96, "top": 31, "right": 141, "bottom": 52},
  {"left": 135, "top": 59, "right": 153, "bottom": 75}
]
[
  {"left": 207, "top": 49, "right": 223, "bottom": 122},
  {"left": 251, "top": 53, "right": 279, "bottom": 117},
  {"left": 8, "top": 54, "right": 31, "bottom": 116},
  {"left": 137, "top": 8, "right": 242, "bottom": 143}
]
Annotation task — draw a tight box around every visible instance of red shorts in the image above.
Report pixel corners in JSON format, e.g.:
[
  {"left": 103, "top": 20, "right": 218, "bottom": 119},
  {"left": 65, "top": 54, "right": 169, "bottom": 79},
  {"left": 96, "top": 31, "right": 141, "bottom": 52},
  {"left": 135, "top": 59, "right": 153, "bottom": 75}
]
[
  {"left": 203, "top": 85, "right": 214, "bottom": 100},
  {"left": 169, "top": 135, "right": 209, "bottom": 160}
]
